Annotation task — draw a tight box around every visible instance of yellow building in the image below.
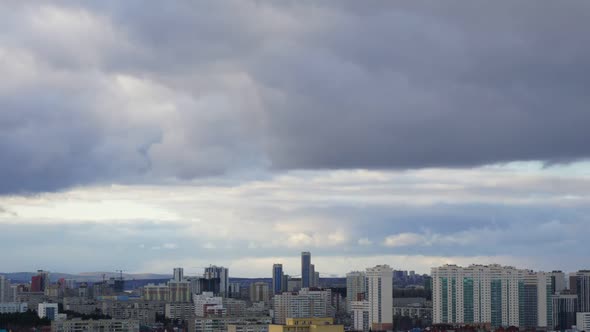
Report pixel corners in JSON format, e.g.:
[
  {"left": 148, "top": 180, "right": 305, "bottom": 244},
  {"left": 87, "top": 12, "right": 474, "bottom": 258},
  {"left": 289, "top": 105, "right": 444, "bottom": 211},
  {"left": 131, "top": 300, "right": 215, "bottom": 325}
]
[{"left": 269, "top": 318, "right": 344, "bottom": 332}]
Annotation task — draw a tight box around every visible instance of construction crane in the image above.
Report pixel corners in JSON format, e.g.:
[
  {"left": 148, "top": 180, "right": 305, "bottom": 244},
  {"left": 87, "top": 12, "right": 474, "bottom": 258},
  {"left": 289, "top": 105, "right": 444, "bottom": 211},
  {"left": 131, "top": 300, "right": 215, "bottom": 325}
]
[{"left": 115, "top": 270, "right": 125, "bottom": 280}]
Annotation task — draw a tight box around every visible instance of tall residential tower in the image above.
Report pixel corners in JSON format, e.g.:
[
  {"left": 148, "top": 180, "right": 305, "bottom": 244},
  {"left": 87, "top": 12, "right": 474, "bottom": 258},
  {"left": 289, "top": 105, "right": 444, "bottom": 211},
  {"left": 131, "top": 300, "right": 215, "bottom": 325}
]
[{"left": 366, "top": 265, "right": 393, "bottom": 331}]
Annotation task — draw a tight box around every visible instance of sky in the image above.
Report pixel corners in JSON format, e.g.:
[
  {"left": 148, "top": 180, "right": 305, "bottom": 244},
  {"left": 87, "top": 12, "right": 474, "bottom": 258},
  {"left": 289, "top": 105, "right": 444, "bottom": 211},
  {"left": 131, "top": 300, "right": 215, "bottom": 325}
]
[{"left": 1, "top": 1, "right": 590, "bottom": 277}]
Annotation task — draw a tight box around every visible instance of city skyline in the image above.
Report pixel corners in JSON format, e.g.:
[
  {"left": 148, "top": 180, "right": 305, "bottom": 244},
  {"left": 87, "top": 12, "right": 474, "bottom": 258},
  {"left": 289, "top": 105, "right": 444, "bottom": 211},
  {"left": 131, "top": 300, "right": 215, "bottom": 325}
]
[{"left": 1, "top": 2, "right": 590, "bottom": 276}]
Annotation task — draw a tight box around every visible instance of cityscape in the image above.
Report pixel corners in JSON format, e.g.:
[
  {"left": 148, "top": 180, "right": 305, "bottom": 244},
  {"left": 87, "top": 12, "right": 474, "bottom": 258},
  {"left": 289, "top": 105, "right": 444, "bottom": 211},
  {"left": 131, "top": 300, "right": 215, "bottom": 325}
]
[
  {"left": 1, "top": 252, "right": 590, "bottom": 332},
  {"left": 2, "top": 1, "right": 590, "bottom": 332}
]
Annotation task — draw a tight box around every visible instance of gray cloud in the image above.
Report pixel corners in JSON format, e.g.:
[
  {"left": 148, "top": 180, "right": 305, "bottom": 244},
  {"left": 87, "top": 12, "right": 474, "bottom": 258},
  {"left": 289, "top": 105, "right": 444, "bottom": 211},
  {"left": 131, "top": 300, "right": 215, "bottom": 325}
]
[{"left": 1, "top": 1, "right": 590, "bottom": 193}]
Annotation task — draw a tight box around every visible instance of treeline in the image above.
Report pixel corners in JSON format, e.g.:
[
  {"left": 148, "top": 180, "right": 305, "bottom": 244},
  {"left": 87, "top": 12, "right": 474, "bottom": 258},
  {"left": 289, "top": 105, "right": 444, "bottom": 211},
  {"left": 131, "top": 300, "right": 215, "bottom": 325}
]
[
  {"left": 0, "top": 310, "right": 51, "bottom": 329},
  {"left": 61, "top": 309, "right": 111, "bottom": 320},
  {"left": 393, "top": 287, "right": 432, "bottom": 300}
]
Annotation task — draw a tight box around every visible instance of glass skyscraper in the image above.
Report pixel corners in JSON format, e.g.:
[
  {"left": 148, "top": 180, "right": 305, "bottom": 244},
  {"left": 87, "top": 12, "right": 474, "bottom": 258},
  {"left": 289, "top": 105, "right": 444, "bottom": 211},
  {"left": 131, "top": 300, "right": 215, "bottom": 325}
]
[
  {"left": 273, "top": 263, "right": 284, "bottom": 294},
  {"left": 301, "top": 252, "right": 311, "bottom": 288}
]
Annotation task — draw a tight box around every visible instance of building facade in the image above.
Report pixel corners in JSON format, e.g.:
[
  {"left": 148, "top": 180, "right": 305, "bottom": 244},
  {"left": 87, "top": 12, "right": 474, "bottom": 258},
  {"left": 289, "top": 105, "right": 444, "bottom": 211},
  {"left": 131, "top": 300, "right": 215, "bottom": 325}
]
[
  {"left": 302, "top": 252, "right": 311, "bottom": 289},
  {"left": 351, "top": 300, "right": 369, "bottom": 332},
  {"left": 272, "top": 289, "right": 334, "bottom": 324},
  {"left": 52, "top": 318, "right": 139, "bottom": 332},
  {"left": 204, "top": 266, "right": 229, "bottom": 297},
  {"left": 346, "top": 271, "right": 366, "bottom": 312},
  {"left": 250, "top": 282, "right": 270, "bottom": 304},
  {"left": 273, "top": 264, "right": 284, "bottom": 295},
  {"left": 577, "top": 312, "right": 590, "bottom": 332},
  {"left": 366, "top": 265, "right": 393, "bottom": 331},
  {"left": 552, "top": 293, "right": 577, "bottom": 331},
  {"left": 432, "top": 264, "right": 554, "bottom": 329}
]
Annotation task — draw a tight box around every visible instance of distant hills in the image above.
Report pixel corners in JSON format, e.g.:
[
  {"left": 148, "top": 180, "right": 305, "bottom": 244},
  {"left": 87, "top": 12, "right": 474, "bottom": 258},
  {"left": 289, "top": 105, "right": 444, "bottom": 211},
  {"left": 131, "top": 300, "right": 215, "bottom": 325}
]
[
  {"left": 0, "top": 272, "right": 347, "bottom": 288},
  {"left": 0, "top": 272, "right": 171, "bottom": 283}
]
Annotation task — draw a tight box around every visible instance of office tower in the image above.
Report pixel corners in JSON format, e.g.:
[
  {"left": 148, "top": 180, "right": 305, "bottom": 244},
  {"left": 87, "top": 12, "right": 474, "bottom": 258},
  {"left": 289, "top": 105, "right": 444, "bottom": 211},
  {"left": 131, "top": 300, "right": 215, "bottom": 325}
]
[
  {"left": 552, "top": 293, "right": 577, "bottom": 331},
  {"left": 250, "top": 282, "right": 270, "bottom": 303},
  {"left": 282, "top": 274, "right": 289, "bottom": 292},
  {"left": 432, "top": 264, "right": 553, "bottom": 329},
  {"left": 351, "top": 300, "right": 370, "bottom": 332},
  {"left": 574, "top": 270, "right": 590, "bottom": 312},
  {"left": 173, "top": 267, "right": 184, "bottom": 282},
  {"left": 366, "top": 265, "right": 393, "bottom": 331},
  {"left": 346, "top": 271, "right": 367, "bottom": 312},
  {"left": 301, "top": 252, "right": 311, "bottom": 288},
  {"left": 273, "top": 264, "right": 284, "bottom": 295},
  {"left": 204, "top": 266, "right": 229, "bottom": 297},
  {"left": 314, "top": 272, "right": 320, "bottom": 288},
  {"left": 549, "top": 271, "right": 566, "bottom": 294}
]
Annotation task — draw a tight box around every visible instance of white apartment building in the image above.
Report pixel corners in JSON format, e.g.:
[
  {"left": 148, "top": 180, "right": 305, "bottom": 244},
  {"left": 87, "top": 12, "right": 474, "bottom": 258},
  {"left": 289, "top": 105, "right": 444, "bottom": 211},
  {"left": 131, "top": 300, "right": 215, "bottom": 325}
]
[
  {"left": 0, "top": 302, "right": 28, "bottom": 314},
  {"left": 351, "top": 300, "right": 370, "bottom": 332},
  {"left": 366, "top": 265, "right": 393, "bottom": 331},
  {"left": 38, "top": 302, "right": 59, "bottom": 320},
  {"left": 272, "top": 288, "right": 334, "bottom": 324}
]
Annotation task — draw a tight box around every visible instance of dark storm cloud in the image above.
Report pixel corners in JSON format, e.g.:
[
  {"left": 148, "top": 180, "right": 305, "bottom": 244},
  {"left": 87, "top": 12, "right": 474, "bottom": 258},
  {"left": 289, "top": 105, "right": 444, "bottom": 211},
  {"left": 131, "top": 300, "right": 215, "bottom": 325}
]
[{"left": 1, "top": 1, "right": 590, "bottom": 193}]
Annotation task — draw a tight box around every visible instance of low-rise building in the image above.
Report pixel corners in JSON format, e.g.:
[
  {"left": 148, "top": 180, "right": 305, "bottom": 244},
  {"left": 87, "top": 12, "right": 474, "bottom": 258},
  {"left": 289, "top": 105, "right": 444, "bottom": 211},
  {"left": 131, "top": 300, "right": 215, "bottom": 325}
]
[
  {"left": 0, "top": 302, "right": 28, "bottom": 314},
  {"left": 189, "top": 316, "right": 272, "bottom": 332},
  {"left": 51, "top": 318, "right": 139, "bottom": 332},
  {"left": 228, "top": 322, "right": 269, "bottom": 332},
  {"left": 576, "top": 312, "right": 590, "bottom": 332},
  {"left": 38, "top": 302, "right": 59, "bottom": 320},
  {"left": 166, "top": 302, "right": 195, "bottom": 321},
  {"left": 269, "top": 317, "right": 344, "bottom": 332}
]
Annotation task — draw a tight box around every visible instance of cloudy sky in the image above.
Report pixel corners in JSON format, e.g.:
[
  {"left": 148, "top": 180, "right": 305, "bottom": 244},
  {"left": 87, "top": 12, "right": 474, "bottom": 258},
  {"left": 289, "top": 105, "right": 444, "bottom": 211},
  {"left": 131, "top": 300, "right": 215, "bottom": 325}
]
[{"left": 1, "top": 1, "right": 589, "bottom": 277}]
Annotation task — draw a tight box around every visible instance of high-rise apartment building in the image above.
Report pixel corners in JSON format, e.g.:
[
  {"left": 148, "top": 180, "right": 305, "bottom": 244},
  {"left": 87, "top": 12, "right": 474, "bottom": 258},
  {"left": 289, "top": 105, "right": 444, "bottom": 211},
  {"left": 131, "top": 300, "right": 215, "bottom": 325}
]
[
  {"left": 366, "top": 265, "right": 393, "bottom": 331},
  {"left": 573, "top": 270, "right": 590, "bottom": 312},
  {"left": 521, "top": 272, "right": 552, "bottom": 329},
  {"left": 552, "top": 293, "right": 577, "bottom": 331},
  {"left": 272, "top": 288, "right": 334, "bottom": 324},
  {"left": 273, "top": 264, "right": 284, "bottom": 295},
  {"left": 301, "top": 252, "right": 311, "bottom": 288},
  {"left": 351, "top": 300, "right": 370, "bottom": 332},
  {"left": 346, "top": 271, "right": 366, "bottom": 312},
  {"left": 204, "top": 266, "right": 229, "bottom": 297},
  {"left": 310, "top": 264, "right": 316, "bottom": 287},
  {"left": 549, "top": 271, "right": 567, "bottom": 294},
  {"left": 250, "top": 282, "right": 270, "bottom": 303},
  {"left": 173, "top": 268, "right": 184, "bottom": 282},
  {"left": 432, "top": 264, "right": 553, "bottom": 329},
  {"left": 0, "top": 275, "right": 10, "bottom": 302}
]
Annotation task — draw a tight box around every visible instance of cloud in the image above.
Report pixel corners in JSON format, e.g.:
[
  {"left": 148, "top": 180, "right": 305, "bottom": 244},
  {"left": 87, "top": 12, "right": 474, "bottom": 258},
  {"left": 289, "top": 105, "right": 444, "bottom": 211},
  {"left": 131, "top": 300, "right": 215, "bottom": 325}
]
[
  {"left": 0, "top": 166, "right": 588, "bottom": 274},
  {"left": 358, "top": 238, "right": 372, "bottom": 246},
  {"left": 384, "top": 233, "right": 426, "bottom": 248},
  {"left": 162, "top": 243, "right": 179, "bottom": 250},
  {"left": 0, "top": 2, "right": 590, "bottom": 193}
]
